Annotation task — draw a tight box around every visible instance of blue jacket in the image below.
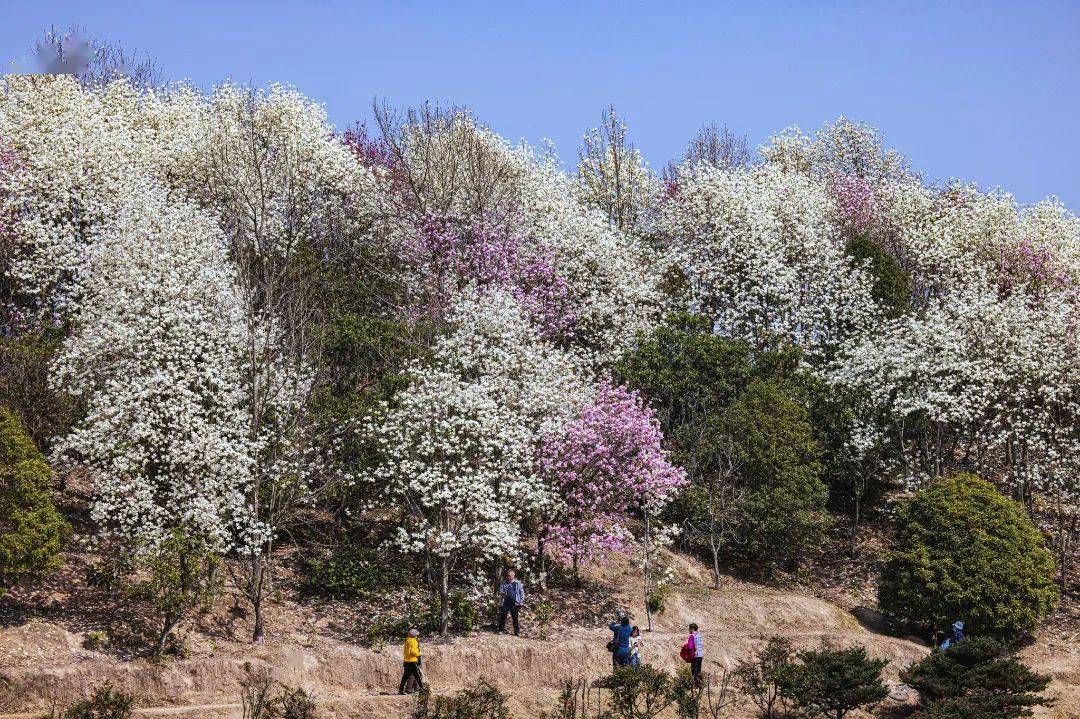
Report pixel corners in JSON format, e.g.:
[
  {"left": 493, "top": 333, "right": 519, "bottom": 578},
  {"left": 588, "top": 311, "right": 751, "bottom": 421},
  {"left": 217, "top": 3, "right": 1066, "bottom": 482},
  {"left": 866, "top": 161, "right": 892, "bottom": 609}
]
[
  {"left": 609, "top": 622, "right": 633, "bottom": 655},
  {"left": 499, "top": 580, "right": 525, "bottom": 607}
]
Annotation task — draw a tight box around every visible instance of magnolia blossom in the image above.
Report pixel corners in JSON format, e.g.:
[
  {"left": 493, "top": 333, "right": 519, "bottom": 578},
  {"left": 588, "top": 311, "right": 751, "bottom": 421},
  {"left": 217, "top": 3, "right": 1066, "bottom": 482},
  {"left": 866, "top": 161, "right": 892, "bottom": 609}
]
[
  {"left": 760, "top": 117, "right": 913, "bottom": 185},
  {"left": 51, "top": 186, "right": 255, "bottom": 551},
  {"left": 402, "top": 213, "right": 577, "bottom": 339},
  {"left": 375, "top": 111, "right": 665, "bottom": 363},
  {"left": 539, "top": 382, "right": 686, "bottom": 564},
  {"left": 575, "top": 107, "right": 657, "bottom": 233},
  {"left": 832, "top": 283, "right": 1079, "bottom": 496},
  {"left": 0, "top": 76, "right": 161, "bottom": 310},
  {"left": 659, "top": 163, "right": 876, "bottom": 359},
  {"left": 518, "top": 149, "right": 665, "bottom": 362}
]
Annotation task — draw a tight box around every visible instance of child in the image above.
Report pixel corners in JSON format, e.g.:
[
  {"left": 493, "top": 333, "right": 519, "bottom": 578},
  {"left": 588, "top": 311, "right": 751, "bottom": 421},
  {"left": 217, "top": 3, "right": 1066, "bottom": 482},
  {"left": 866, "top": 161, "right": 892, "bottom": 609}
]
[{"left": 628, "top": 626, "right": 643, "bottom": 667}]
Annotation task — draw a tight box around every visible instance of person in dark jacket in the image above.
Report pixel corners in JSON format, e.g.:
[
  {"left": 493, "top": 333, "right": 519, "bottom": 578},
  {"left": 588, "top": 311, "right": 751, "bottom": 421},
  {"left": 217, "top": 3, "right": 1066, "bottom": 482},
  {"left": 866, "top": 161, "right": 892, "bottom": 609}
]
[
  {"left": 497, "top": 569, "right": 525, "bottom": 636},
  {"left": 609, "top": 612, "right": 633, "bottom": 668}
]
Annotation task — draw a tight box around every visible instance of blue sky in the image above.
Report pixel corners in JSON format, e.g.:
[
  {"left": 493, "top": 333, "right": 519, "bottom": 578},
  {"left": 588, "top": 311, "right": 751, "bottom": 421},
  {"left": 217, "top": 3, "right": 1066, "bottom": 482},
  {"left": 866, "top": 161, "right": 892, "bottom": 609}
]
[{"left": 2, "top": 1, "right": 1078, "bottom": 210}]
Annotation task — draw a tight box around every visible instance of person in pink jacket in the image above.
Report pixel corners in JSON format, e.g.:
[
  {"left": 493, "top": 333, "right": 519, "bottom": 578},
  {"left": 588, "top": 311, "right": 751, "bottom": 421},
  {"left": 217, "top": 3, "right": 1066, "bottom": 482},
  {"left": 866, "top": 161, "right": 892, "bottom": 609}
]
[{"left": 687, "top": 623, "right": 704, "bottom": 685}]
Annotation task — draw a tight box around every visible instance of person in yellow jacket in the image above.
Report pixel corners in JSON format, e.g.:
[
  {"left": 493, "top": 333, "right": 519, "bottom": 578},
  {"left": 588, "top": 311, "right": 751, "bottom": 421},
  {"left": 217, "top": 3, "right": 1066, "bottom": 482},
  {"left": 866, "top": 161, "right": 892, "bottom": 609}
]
[{"left": 399, "top": 627, "right": 423, "bottom": 694}]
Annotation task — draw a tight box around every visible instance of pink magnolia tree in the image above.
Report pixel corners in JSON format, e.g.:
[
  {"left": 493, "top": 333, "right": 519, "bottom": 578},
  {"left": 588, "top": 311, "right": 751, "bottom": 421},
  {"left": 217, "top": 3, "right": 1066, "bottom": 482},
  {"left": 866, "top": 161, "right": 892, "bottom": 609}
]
[{"left": 538, "top": 382, "right": 686, "bottom": 584}]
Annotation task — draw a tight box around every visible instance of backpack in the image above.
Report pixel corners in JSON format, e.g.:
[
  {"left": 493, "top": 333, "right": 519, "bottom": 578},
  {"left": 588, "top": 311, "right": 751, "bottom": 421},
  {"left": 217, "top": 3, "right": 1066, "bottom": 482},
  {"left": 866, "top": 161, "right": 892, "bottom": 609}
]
[
  {"left": 680, "top": 643, "right": 694, "bottom": 662},
  {"left": 607, "top": 638, "right": 618, "bottom": 653}
]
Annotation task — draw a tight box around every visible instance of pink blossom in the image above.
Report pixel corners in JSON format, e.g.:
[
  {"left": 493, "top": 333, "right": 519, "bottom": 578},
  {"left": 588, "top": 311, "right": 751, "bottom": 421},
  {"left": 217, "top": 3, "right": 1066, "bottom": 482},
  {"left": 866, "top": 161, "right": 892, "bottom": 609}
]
[
  {"left": 997, "top": 236, "right": 1073, "bottom": 300},
  {"left": 832, "top": 175, "right": 879, "bottom": 235},
  {"left": 342, "top": 123, "right": 394, "bottom": 171},
  {"left": 539, "top": 382, "right": 686, "bottom": 564},
  {"left": 404, "top": 214, "right": 578, "bottom": 339}
]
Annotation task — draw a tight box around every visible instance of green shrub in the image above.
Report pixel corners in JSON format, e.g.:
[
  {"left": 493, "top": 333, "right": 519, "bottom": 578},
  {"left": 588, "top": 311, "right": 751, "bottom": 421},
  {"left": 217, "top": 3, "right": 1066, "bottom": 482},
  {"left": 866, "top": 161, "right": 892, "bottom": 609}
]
[
  {"left": 733, "top": 637, "right": 795, "bottom": 719},
  {"left": 82, "top": 630, "right": 109, "bottom": 651},
  {"left": 879, "top": 474, "right": 1058, "bottom": 640},
  {"left": 783, "top": 646, "right": 888, "bottom": 719},
  {"left": 273, "top": 687, "right": 318, "bottom": 719},
  {"left": 844, "top": 234, "right": 911, "bottom": 318},
  {"left": 599, "top": 665, "right": 675, "bottom": 719},
  {"left": 364, "top": 592, "right": 477, "bottom": 646},
  {"left": 411, "top": 679, "right": 509, "bottom": 719},
  {"left": 239, "top": 674, "right": 318, "bottom": 719},
  {"left": 0, "top": 407, "right": 69, "bottom": 594},
  {"left": 299, "top": 546, "right": 403, "bottom": 600},
  {"left": 533, "top": 600, "right": 555, "bottom": 639},
  {"left": 130, "top": 529, "right": 222, "bottom": 657},
  {"left": 0, "top": 328, "right": 79, "bottom": 451},
  {"left": 670, "top": 667, "right": 702, "bottom": 719},
  {"left": 448, "top": 591, "right": 479, "bottom": 633},
  {"left": 900, "top": 636, "right": 1050, "bottom": 719},
  {"left": 61, "top": 684, "right": 134, "bottom": 719},
  {"left": 724, "top": 380, "right": 829, "bottom": 576}
]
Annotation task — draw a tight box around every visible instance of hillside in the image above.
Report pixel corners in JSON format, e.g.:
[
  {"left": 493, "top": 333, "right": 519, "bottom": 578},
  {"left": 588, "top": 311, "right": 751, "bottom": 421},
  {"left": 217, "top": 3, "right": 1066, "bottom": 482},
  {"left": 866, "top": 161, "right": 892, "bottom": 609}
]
[{"left": 1, "top": 546, "right": 1075, "bottom": 718}]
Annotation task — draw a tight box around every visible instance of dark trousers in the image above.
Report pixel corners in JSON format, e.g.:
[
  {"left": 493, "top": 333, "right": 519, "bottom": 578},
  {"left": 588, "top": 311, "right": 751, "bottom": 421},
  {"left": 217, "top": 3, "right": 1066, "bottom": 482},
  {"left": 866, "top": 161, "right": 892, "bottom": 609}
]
[
  {"left": 498, "top": 603, "right": 520, "bottom": 635},
  {"left": 399, "top": 661, "right": 422, "bottom": 693},
  {"left": 691, "top": 657, "right": 703, "bottom": 684}
]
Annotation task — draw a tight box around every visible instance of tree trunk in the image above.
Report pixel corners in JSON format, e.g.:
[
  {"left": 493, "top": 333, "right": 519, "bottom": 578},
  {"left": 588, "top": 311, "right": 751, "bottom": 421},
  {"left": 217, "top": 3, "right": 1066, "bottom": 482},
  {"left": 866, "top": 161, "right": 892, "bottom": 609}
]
[
  {"left": 710, "top": 541, "right": 721, "bottom": 590},
  {"left": 1060, "top": 509, "right": 1075, "bottom": 595},
  {"left": 537, "top": 531, "right": 548, "bottom": 592},
  {"left": 849, "top": 488, "right": 862, "bottom": 559},
  {"left": 439, "top": 557, "right": 450, "bottom": 637},
  {"left": 155, "top": 615, "right": 177, "bottom": 657},
  {"left": 643, "top": 509, "right": 652, "bottom": 632},
  {"left": 251, "top": 553, "right": 267, "bottom": 643}
]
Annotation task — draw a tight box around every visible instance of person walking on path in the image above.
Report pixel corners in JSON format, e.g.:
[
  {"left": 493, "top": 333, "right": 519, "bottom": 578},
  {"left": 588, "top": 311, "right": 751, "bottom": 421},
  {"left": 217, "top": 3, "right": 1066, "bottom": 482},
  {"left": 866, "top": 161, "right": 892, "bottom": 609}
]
[
  {"left": 686, "top": 623, "right": 704, "bottom": 686},
  {"left": 609, "top": 612, "right": 634, "bottom": 668},
  {"left": 497, "top": 569, "right": 525, "bottom": 636},
  {"left": 399, "top": 628, "right": 423, "bottom": 694}
]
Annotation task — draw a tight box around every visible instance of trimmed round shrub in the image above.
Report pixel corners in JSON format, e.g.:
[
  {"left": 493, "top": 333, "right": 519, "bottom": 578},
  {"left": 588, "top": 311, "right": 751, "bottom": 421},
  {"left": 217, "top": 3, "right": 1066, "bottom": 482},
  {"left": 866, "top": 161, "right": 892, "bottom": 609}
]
[
  {"left": 879, "top": 473, "right": 1057, "bottom": 640},
  {"left": 0, "top": 407, "right": 69, "bottom": 593}
]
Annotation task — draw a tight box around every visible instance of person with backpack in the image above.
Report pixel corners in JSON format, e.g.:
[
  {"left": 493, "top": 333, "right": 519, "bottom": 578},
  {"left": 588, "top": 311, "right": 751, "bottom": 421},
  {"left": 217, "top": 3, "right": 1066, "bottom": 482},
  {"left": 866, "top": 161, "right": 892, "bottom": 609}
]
[
  {"left": 682, "top": 623, "right": 704, "bottom": 686},
  {"left": 608, "top": 611, "right": 634, "bottom": 668},
  {"left": 398, "top": 627, "right": 423, "bottom": 694},
  {"left": 497, "top": 569, "right": 525, "bottom": 636}
]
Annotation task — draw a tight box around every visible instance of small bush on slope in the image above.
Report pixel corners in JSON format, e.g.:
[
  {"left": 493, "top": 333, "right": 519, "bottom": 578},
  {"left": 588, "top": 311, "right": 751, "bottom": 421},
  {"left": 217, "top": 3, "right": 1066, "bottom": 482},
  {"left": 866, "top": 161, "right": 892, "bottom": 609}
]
[
  {"left": 783, "top": 645, "right": 888, "bottom": 719},
  {"left": 0, "top": 406, "right": 68, "bottom": 594},
  {"left": 901, "top": 636, "right": 1050, "bottom": 719},
  {"left": 411, "top": 680, "right": 509, "bottom": 719},
  {"left": 60, "top": 684, "right": 135, "bottom": 719}
]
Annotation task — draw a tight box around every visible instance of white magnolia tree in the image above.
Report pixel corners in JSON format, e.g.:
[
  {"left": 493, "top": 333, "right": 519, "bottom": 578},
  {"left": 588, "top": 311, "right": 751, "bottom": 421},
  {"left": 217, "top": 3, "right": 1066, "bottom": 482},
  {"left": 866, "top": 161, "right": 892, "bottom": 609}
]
[
  {"left": 52, "top": 185, "right": 255, "bottom": 552},
  {"left": 576, "top": 106, "right": 657, "bottom": 234},
  {"left": 369, "top": 289, "right": 588, "bottom": 634}
]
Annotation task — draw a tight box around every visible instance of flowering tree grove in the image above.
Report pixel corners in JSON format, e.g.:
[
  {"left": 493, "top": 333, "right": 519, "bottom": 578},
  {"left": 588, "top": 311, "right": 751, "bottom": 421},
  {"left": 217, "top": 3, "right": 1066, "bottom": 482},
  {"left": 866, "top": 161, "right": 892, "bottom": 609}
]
[{"left": 0, "top": 69, "right": 1075, "bottom": 645}]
